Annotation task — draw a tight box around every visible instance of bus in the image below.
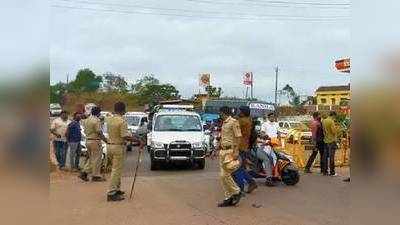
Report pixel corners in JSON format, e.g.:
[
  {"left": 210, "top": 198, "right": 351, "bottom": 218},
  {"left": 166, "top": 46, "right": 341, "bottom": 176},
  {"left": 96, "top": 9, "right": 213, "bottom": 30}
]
[{"left": 204, "top": 99, "right": 275, "bottom": 118}]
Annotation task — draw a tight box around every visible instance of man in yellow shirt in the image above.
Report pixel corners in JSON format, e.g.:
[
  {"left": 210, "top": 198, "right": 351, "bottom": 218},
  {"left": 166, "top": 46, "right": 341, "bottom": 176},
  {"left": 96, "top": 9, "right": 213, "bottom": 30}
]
[{"left": 322, "top": 111, "right": 339, "bottom": 176}]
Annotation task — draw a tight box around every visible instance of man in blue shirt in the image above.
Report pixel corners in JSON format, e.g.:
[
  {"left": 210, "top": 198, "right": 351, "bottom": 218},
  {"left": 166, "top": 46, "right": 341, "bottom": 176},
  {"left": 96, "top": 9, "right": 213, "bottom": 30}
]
[{"left": 66, "top": 112, "right": 82, "bottom": 171}]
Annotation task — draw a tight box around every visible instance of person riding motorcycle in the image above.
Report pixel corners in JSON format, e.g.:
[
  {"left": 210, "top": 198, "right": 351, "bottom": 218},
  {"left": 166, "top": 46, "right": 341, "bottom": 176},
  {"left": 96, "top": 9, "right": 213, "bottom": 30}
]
[{"left": 252, "top": 132, "right": 281, "bottom": 186}]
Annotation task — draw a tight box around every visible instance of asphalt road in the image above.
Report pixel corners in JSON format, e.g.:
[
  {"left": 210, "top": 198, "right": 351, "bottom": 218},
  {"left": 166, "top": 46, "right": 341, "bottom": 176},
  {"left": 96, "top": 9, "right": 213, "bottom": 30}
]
[{"left": 50, "top": 149, "right": 350, "bottom": 225}]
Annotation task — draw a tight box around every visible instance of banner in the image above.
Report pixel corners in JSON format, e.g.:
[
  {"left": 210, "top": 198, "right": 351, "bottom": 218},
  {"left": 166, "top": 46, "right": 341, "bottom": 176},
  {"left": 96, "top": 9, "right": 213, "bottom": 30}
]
[
  {"left": 243, "top": 72, "right": 253, "bottom": 86},
  {"left": 199, "top": 73, "right": 210, "bottom": 86}
]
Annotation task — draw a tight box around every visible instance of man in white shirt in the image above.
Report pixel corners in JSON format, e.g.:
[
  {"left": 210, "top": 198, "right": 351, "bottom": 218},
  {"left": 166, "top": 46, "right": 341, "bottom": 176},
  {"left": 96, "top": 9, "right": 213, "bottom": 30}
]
[
  {"left": 261, "top": 113, "right": 279, "bottom": 138},
  {"left": 50, "top": 110, "right": 71, "bottom": 169}
]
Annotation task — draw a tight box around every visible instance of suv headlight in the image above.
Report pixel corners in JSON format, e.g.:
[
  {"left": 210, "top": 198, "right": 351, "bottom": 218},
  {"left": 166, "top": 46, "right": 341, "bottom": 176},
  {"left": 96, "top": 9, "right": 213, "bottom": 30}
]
[
  {"left": 151, "top": 141, "right": 164, "bottom": 149},
  {"left": 192, "top": 142, "right": 203, "bottom": 149}
]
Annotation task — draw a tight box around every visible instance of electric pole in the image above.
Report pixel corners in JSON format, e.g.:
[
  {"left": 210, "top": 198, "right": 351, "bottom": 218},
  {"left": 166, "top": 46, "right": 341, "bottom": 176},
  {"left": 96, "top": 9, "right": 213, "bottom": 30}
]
[
  {"left": 274, "top": 66, "right": 279, "bottom": 107},
  {"left": 250, "top": 72, "right": 254, "bottom": 100}
]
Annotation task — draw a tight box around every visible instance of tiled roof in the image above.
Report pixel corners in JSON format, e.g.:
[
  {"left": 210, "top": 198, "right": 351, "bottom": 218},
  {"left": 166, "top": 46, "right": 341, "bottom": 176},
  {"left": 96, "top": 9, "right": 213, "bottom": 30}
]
[{"left": 316, "top": 84, "right": 350, "bottom": 92}]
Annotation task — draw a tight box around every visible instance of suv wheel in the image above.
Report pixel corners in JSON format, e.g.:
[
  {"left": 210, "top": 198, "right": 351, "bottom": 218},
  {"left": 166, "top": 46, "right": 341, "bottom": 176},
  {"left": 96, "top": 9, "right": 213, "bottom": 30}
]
[
  {"left": 126, "top": 145, "right": 132, "bottom": 152},
  {"left": 150, "top": 155, "right": 160, "bottom": 171},
  {"left": 197, "top": 158, "right": 205, "bottom": 170}
]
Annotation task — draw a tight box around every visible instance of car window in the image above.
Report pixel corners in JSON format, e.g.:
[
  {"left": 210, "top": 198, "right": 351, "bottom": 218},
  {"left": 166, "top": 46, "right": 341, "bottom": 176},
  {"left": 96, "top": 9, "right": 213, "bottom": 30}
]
[
  {"left": 284, "top": 123, "right": 290, "bottom": 129},
  {"left": 125, "top": 116, "right": 141, "bottom": 126},
  {"left": 154, "top": 115, "right": 202, "bottom": 132}
]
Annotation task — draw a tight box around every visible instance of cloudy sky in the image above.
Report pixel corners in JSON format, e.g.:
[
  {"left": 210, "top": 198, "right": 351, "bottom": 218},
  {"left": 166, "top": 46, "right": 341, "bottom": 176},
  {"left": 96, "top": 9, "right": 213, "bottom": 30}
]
[{"left": 50, "top": 0, "right": 350, "bottom": 102}]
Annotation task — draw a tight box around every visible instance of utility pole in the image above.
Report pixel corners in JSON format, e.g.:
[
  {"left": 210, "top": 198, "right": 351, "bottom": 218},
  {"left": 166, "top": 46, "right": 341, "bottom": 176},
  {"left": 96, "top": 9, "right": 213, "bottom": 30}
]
[
  {"left": 274, "top": 66, "right": 279, "bottom": 107},
  {"left": 250, "top": 72, "right": 254, "bottom": 100}
]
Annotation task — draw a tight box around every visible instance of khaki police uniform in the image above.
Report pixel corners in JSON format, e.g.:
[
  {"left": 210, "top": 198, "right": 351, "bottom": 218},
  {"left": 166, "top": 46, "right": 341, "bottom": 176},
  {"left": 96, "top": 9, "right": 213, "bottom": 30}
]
[
  {"left": 105, "top": 114, "right": 130, "bottom": 194},
  {"left": 219, "top": 116, "right": 241, "bottom": 199},
  {"left": 82, "top": 115, "right": 103, "bottom": 178}
]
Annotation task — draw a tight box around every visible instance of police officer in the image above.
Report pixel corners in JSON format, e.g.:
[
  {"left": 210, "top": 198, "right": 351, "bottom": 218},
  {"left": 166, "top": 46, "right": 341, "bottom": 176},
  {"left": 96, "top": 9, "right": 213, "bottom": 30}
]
[
  {"left": 106, "top": 102, "right": 143, "bottom": 202},
  {"left": 79, "top": 106, "right": 108, "bottom": 182},
  {"left": 216, "top": 106, "right": 242, "bottom": 207}
]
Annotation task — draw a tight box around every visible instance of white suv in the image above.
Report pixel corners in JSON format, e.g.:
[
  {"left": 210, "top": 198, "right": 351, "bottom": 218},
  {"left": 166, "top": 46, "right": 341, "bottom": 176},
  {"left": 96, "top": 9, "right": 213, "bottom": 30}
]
[{"left": 147, "top": 110, "right": 207, "bottom": 170}]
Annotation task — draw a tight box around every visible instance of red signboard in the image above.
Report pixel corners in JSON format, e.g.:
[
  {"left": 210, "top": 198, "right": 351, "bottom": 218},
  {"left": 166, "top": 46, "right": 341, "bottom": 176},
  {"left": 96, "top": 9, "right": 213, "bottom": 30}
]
[
  {"left": 243, "top": 72, "right": 253, "bottom": 85},
  {"left": 335, "top": 58, "right": 350, "bottom": 73}
]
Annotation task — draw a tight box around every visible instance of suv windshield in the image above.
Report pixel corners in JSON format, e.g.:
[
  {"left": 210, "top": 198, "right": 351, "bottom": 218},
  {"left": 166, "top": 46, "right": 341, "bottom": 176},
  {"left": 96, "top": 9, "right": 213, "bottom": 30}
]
[
  {"left": 154, "top": 115, "right": 202, "bottom": 132},
  {"left": 290, "top": 122, "right": 309, "bottom": 131},
  {"left": 125, "top": 116, "right": 141, "bottom": 126}
]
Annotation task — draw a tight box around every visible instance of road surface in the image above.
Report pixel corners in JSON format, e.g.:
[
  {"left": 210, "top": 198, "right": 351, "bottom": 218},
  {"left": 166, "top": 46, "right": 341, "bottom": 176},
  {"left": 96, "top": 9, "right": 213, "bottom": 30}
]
[{"left": 50, "top": 149, "right": 349, "bottom": 225}]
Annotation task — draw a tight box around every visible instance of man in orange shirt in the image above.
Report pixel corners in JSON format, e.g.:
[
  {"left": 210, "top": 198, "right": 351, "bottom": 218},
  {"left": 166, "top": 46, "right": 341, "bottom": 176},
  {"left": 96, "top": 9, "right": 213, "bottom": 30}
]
[{"left": 234, "top": 106, "right": 257, "bottom": 193}]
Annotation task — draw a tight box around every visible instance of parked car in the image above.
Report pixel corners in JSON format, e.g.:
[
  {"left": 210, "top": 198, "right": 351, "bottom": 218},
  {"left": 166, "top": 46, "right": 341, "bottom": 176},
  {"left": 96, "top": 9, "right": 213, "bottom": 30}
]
[
  {"left": 49, "top": 103, "right": 62, "bottom": 117},
  {"left": 123, "top": 112, "right": 148, "bottom": 151},
  {"left": 147, "top": 110, "right": 207, "bottom": 170},
  {"left": 84, "top": 103, "right": 97, "bottom": 117},
  {"left": 278, "top": 121, "right": 312, "bottom": 145}
]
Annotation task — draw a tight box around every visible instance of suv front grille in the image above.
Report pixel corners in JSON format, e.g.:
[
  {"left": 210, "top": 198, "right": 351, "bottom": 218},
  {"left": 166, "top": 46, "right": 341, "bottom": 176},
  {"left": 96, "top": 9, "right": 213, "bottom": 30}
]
[
  {"left": 169, "top": 143, "right": 191, "bottom": 149},
  {"left": 170, "top": 150, "right": 191, "bottom": 157}
]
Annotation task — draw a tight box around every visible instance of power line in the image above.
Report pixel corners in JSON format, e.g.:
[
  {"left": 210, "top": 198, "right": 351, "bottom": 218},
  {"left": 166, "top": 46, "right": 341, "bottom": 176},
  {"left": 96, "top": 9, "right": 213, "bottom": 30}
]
[
  {"left": 51, "top": 4, "right": 350, "bottom": 22},
  {"left": 186, "top": 0, "right": 350, "bottom": 9},
  {"left": 55, "top": 0, "right": 350, "bottom": 19},
  {"left": 243, "top": 0, "right": 350, "bottom": 6}
]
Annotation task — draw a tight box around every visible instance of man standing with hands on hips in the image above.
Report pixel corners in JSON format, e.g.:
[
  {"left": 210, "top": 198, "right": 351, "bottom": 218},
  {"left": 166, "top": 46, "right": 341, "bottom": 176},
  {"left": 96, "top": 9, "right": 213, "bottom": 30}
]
[{"left": 106, "top": 101, "right": 143, "bottom": 202}]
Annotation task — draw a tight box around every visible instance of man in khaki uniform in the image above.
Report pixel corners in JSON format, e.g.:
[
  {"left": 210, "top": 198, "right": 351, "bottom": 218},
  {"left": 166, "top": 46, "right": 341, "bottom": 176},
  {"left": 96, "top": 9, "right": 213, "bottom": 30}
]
[
  {"left": 79, "top": 106, "right": 108, "bottom": 182},
  {"left": 216, "top": 106, "right": 242, "bottom": 207},
  {"left": 106, "top": 102, "right": 143, "bottom": 202}
]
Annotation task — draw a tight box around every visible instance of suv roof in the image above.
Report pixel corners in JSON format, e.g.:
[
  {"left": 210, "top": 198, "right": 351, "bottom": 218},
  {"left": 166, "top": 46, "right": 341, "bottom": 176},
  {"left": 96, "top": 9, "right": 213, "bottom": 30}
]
[
  {"left": 125, "top": 112, "right": 147, "bottom": 116},
  {"left": 155, "top": 110, "right": 199, "bottom": 116}
]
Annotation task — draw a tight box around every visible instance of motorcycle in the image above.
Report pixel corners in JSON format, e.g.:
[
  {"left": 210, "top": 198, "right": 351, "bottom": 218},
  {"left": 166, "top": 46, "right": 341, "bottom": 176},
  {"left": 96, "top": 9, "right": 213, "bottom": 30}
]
[{"left": 245, "top": 147, "right": 300, "bottom": 186}]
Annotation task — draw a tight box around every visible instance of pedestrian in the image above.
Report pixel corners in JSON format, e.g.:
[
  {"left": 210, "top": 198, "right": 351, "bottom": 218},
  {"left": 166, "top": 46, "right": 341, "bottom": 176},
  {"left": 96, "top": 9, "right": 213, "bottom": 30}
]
[
  {"left": 322, "top": 111, "right": 339, "bottom": 176},
  {"left": 216, "top": 106, "right": 242, "bottom": 207},
  {"left": 50, "top": 110, "right": 70, "bottom": 170},
  {"left": 65, "top": 112, "right": 82, "bottom": 172},
  {"left": 105, "top": 101, "right": 143, "bottom": 202},
  {"left": 261, "top": 113, "right": 279, "bottom": 138},
  {"left": 304, "top": 112, "right": 325, "bottom": 173},
  {"left": 78, "top": 106, "right": 109, "bottom": 182},
  {"left": 233, "top": 106, "right": 257, "bottom": 193}
]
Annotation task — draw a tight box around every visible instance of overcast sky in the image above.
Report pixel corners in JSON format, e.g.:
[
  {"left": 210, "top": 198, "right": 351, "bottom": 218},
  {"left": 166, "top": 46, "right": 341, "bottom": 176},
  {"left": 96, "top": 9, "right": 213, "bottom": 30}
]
[{"left": 50, "top": 0, "right": 351, "bottom": 102}]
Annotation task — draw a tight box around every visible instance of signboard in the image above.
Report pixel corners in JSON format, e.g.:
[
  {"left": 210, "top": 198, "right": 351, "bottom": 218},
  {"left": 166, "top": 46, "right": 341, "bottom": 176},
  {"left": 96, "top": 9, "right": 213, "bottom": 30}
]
[
  {"left": 243, "top": 72, "right": 253, "bottom": 86},
  {"left": 199, "top": 73, "right": 210, "bottom": 86},
  {"left": 335, "top": 58, "right": 350, "bottom": 73},
  {"left": 249, "top": 103, "right": 275, "bottom": 111}
]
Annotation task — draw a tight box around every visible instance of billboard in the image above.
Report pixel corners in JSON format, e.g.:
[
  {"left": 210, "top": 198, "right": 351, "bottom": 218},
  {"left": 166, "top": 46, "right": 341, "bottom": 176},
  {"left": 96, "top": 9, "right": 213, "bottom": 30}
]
[
  {"left": 199, "top": 73, "right": 210, "bottom": 86},
  {"left": 335, "top": 58, "right": 350, "bottom": 73},
  {"left": 243, "top": 72, "right": 253, "bottom": 86}
]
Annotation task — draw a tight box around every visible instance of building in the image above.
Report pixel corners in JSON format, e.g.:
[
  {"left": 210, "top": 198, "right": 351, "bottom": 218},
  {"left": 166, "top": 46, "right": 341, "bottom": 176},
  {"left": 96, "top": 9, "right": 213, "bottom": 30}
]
[{"left": 315, "top": 84, "right": 350, "bottom": 106}]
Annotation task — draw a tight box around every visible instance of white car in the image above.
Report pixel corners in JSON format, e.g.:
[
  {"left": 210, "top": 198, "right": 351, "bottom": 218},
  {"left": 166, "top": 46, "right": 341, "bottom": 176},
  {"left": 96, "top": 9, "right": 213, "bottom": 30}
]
[
  {"left": 147, "top": 110, "right": 207, "bottom": 170},
  {"left": 84, "top": 103, "right": 97, "bottom": 117},
  {"left": 278, "top": 121, "right": 312, "bottom": 141},
  {"left": 124, "top": 112, "right": 148, "bottom": 135}
]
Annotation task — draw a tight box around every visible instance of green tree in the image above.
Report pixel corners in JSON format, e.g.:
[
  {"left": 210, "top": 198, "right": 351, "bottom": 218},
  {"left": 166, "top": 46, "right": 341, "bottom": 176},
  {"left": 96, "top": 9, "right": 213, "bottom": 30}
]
[
  {"left": 50, "top": 82, "right": 68, "bottom": 103},
  {"left": 132, "top": 75, "right": 180, "bottom": 105},
  {"left": 102, "top": 72, "right": 128, "bottom": 92},
  {"left": 205, "top": 85, "right": 223, "bottom": 98},
  {"left": 69, "top": 68, "right": 102, "bottom": 92}
]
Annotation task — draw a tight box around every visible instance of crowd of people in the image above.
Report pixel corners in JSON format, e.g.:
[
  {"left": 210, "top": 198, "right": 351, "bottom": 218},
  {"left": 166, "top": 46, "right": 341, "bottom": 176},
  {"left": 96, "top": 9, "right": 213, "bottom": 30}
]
[
  {"left": 209, "top": 106, "right": 345, "bottom": 207},
  {"left": 50, "top": 102, "right": 346, "bottom": 205},
  {"left": 50, "top": 102, "right": 143, "bottom": 202}
]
